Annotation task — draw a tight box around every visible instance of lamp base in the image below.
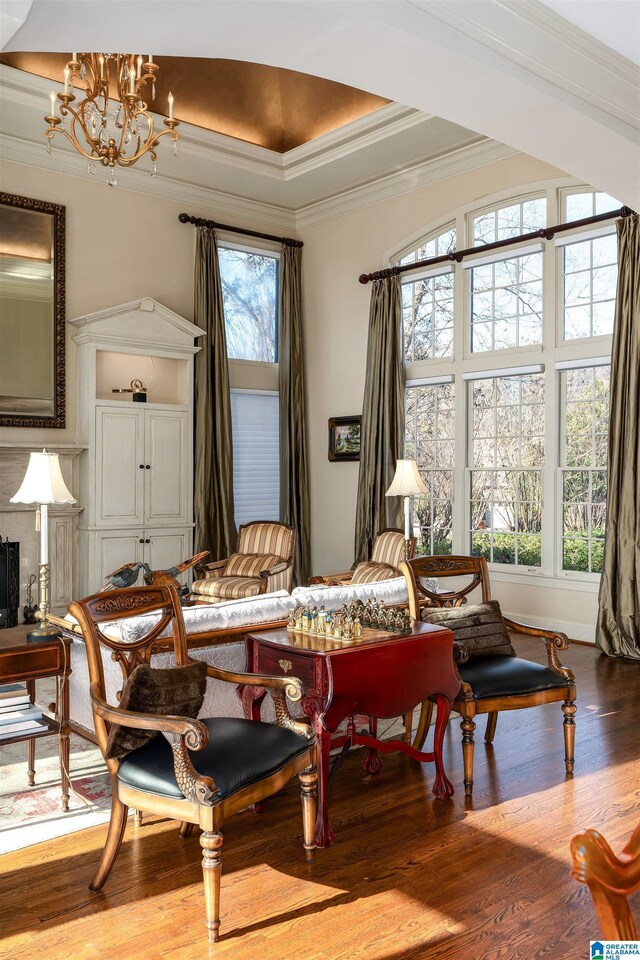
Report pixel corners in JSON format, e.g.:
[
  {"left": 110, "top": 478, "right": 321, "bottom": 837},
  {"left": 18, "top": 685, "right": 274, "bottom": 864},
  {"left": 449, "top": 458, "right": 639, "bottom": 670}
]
[{"left": 27, "top": 622, "right": 61, "bottom": 643}]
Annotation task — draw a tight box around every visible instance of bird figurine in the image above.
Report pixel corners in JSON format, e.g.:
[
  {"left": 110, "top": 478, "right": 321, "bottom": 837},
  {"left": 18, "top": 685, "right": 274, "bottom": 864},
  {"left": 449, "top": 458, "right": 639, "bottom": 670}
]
[
  {"left": 101, "top": 562, "right": 150, "bottom": 591},
  {"left": 101, "top": 551, "right": 209, "bottom": 594}
]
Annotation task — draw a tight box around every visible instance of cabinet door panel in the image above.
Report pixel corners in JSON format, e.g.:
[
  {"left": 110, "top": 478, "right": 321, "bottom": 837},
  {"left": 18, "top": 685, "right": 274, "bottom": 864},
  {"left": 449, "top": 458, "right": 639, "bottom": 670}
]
[
  {"left": 145, "top": 529, "right": 190, "bottom": 585},
  {"left": 145, "top": 411, "right": 188, "bottom": 525},
  {"left": 96, "top": 408, "right": 144, "bottom": 526},
  {"left": 99, "top": 533, "right": 144, "bottom": 589}
]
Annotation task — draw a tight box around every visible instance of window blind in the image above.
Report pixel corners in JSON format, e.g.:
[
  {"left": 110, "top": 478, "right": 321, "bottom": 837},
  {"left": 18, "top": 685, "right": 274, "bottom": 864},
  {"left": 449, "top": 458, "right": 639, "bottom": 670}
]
[{"left": 231, "top": 389, "right": 280, "bottom": 527}]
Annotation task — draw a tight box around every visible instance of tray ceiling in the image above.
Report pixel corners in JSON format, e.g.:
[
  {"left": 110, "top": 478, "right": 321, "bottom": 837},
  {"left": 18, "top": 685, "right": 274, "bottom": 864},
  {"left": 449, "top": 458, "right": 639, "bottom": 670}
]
[{"left": 0, "top": 53, "right": 390, "bottom": 152}]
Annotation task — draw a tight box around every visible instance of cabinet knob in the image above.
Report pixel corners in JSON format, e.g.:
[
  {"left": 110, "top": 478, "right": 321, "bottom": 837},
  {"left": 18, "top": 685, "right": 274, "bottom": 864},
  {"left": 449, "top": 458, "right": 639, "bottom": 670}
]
[
  {"left": 139, "top": 538, "right": 144, "bottom": 544},
  {"left": 145, "top": 464, "right": 151, "bottom": 469},
  {"left": 145, "top": 538, "right": 150, "bottom": 544},
  {"left": 139, "top": 464, "right": 144, "bottom": 469}
]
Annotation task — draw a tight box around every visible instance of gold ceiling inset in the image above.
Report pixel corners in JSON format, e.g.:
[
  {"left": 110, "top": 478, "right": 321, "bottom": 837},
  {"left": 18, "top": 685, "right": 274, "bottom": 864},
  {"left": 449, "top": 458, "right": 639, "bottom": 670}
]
[{"left": 0, "top": 53, "right": 390, "bottom": 152}]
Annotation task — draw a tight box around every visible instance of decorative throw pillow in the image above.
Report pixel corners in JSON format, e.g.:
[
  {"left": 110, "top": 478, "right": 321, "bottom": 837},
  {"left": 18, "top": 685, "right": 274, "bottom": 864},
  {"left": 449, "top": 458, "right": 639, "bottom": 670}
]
[
  {"left": 223, "top": 553, "right": 282, "bottom": 578},
  {"left": 421, "top": 600, "right": 516, "bottom": 658},
  {"left": 104, "top": 660, "right": 208, "bottom": 761},
  {"left": 351, "top": 561, "right": 399, "bottom": 584}
]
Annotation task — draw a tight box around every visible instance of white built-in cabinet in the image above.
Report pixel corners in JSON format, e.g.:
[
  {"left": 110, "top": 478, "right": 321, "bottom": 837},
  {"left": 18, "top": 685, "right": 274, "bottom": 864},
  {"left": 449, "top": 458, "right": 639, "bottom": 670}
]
[{"left": 69, "top": 298, "right": 204, "bottom": 597}]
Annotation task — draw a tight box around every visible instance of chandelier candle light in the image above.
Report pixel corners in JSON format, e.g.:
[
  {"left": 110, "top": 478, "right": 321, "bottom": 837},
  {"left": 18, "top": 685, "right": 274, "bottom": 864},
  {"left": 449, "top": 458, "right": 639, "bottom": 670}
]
[
  {"left": 386, "top": 459, "right": 428, "bottom": 560},
  {"left": 10, "top": 450, "right": 76, "bottom": 641},
  {"left": 44, "top": 53, "right": 179, "bottom": 185}
]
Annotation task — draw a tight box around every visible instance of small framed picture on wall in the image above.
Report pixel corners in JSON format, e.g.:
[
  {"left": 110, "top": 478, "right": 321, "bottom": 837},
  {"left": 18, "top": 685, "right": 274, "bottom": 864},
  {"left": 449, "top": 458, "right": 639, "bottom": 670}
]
[{"left": 328, "top": 415, "right": 361, "bottom": 461}]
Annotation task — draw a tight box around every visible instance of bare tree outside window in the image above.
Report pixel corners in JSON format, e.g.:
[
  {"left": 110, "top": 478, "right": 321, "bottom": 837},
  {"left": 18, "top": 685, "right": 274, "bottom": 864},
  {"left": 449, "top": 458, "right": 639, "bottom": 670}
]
[{"left": 218, "top": 247, "right": 278, "bottom": 362}]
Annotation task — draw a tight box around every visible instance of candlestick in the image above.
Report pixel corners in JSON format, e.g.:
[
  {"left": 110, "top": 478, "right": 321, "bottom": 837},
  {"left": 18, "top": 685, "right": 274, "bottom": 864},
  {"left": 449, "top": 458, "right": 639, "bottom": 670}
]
[
  {"left": 49, "top": 91, "right": 56, "bottom": 116},
  {"left": 99, "top": 54, "right": 104, "bottom": 79},
  {"left": 72, "top": 52, "right": 77, "bottom": 61},
  {"left": 137, "top": 55, "right": 142, "bottom": 79},
  {"left": 64, "top": 65, "right": 70, "bottom": 93},
  {"left": 129, "top": 66, "right": 136, "bottom": 93},
  {"left": 168, "top": 91, "right": 174, "bottom": 120},
  {"left": 148, "top": 55, "right": 153, "bottom": 64}
]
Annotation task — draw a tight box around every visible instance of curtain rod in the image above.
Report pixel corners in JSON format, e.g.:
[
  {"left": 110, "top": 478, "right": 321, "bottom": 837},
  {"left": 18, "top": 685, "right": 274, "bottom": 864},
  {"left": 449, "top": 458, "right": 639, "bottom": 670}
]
[
  {"left": 178, "top": 212, "right": 303, "bottom": 248},
  {"left": 358, "top": 205, "right": 635, "bottom": 284}
]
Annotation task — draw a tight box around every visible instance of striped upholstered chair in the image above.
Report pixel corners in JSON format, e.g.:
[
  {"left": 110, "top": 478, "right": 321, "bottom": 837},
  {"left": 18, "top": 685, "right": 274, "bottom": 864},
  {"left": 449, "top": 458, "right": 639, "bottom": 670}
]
[
  {"left": 190, "top": 522, "right": 296, "bottom": 602},
  {"left": 310, "top": 528, "right": 416, "bottom": 586}
]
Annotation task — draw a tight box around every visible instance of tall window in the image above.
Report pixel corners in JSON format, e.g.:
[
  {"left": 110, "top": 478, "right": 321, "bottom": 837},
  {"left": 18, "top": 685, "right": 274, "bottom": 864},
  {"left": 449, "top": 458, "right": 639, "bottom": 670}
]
[
  {"left": 469, "top": 373, "right": 544, "bottom": 566},
  {"left": 400, "top": 226, "right": 456, "bottom": 361},
  {"left": 218, "top": 246, "right": 278, "bottom": 362},
  {"left": 220, "top": 243, "right": 281, "bottom": 528},
  {"left": 399, "top": 184, "right": 616, "bottom": 579},
  {"left": 560, "top": 364, "right": 610, "bottom": 573},
  {"left": 405, "top": 381, "right": 455, "bottom": 554},
  {"left": 561, "top": 191, "right": 619, "bottom": 341},
  {"left": 470, "top": 251, "right": 543, "bottom": 352}
]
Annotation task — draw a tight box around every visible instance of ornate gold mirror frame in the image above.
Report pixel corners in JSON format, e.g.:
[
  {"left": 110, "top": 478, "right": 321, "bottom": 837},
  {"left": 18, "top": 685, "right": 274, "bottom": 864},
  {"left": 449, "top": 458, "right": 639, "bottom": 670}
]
[{"left": 0, "top": 192, "right": 66, "bottom": 429}]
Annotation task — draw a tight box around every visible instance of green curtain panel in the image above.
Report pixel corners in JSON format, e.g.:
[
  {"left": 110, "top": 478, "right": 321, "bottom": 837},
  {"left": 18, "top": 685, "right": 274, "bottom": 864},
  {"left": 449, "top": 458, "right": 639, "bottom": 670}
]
[
  {"left": 354, "top": 275, "right": 404, "bottom": 564},
  {"left": 279, "top": 244, "right": 310, "bottom": 585},
  {"left": 193, "top": 227, "right": 236, "bottom": 561},
  {"left": 597, "top": 214, "right": 640, "bottom": 659}
]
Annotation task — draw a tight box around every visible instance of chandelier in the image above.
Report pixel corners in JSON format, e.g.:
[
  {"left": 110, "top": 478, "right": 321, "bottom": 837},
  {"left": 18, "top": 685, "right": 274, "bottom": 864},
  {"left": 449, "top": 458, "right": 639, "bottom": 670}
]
[{"left": 44, "top": 53, "right": 180, "bottom": 186}]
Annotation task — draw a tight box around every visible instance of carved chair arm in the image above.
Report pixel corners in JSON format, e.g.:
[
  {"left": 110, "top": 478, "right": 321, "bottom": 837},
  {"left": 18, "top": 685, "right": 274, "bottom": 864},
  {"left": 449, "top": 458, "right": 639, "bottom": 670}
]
[
  {"left": 203, "top": 665, "right": 313, "bottom": 741},
  {"left": 48, "top": 613, "right": 83, "bottom": 637},
  {"left": 571, "top": 824, "right": 640, "bottom": 939},
  {"left": 90, "top": 683, "right": 209, "bottom": 747},
  {"left": 453, "top": 640, "right": 469, "bottom": 664},
  {"left": 502, "top": 617, "right": 574, "bottom": 679},
  {"left": 203, "top": 664, "right": 304, "bottom": 702},
  {"left": 200, "top": 559, "right": 227, "bottom": 580},
  {"left": 90, "top": 683, "right": 218, "bottom": 805},
  {"left": 259, "top": 558, "right": 291, "bottom": 580}
]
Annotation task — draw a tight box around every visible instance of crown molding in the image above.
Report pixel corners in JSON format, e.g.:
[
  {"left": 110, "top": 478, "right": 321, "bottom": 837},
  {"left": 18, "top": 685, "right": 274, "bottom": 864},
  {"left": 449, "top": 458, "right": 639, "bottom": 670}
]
[
  {"left": 282, "top": 103, "right": 429, "bottom": 180},
  {"left": 295, "top": 139, "right": 518, "bottom": 228},
  {"left": 0, "top": 131, "right": 298, "bottom": 231},
  {"left": 421, "top": 0, "right": 639, "bottom": 132}
]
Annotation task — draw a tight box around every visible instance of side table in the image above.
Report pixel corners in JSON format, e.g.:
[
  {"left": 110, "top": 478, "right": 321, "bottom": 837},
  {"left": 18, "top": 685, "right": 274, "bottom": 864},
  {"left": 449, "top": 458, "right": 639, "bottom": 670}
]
[{"left": 0, "top": 625, "right": 71, "bottom": 811}]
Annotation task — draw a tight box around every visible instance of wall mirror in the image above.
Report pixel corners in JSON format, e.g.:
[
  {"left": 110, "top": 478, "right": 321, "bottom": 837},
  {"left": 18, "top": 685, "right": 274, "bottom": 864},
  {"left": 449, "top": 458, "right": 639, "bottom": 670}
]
[{"left": 0, "top": 193, "right": 65, "bottom": 428}]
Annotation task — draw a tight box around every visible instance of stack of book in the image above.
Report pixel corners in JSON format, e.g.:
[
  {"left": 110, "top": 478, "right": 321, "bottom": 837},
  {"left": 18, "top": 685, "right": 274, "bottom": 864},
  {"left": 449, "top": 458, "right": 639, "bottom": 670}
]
[{"left": 0, "top": 684, "right": 49, "bottom": 740}]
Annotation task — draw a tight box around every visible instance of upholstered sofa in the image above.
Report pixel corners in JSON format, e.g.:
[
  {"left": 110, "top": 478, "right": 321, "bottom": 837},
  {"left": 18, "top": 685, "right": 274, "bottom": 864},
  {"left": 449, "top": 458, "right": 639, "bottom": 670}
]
[{"left": 64, "top": 576, "right": 437, "bottom": 739}]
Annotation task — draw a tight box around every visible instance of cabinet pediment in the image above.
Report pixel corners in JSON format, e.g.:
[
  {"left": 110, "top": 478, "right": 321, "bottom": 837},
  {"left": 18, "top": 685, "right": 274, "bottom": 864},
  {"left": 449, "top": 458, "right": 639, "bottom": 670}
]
[{"left": 69, "top": 297, "right": 205, "bottom": 351}]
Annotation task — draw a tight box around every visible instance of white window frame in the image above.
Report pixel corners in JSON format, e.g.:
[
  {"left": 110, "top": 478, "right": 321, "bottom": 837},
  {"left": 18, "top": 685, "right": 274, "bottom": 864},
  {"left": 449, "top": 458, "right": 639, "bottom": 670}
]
[{"left": 397, "top": 181, "right": 614, "bottom": 587}]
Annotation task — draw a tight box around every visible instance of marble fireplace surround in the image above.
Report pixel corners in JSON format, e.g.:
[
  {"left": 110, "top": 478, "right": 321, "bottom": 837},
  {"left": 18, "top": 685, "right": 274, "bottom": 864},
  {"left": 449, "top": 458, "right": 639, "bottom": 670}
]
[{"left": 0, "top": 443, "right": 84, "bottom": 615}]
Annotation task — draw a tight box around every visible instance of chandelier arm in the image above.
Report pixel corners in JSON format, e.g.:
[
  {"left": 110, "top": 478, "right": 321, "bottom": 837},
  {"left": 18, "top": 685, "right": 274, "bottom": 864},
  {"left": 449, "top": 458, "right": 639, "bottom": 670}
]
[{"left": 48, "top": 125, "right": 102, "bottom": 162}]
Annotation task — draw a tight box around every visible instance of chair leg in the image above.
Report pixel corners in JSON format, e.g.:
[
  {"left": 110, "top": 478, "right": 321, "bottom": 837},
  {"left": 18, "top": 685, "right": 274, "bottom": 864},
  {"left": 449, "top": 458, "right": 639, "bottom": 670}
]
[
  {"left": 461, "top": 717, "right": 476, "bottom": 796},
  {"left": 403, "top": 711, "right": 413, "bottom": 745},
  {"left": 133, "top": 808, "right": 143, "bottom": 827},
  {"left": 200, "top": 830, "right": 224, "bottom": 943},
  {"left": 485, "top": 711, "right": 498, "bottom": 744},
  {"left": 90, "top": 791, "right": 128, "bottom": 892},
  {"left": 562, "top": 699, "right": 576, "bottom": 773},
  {"left": 299, "top": 767, "right": 318, "bottom": 862},
  {"left": 179, "top": 821, "right": 194, "bottom": 839}
]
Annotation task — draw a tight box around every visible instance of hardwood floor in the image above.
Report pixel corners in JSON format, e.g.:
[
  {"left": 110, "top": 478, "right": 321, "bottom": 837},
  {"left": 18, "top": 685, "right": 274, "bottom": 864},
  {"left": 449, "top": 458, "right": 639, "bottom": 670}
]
[{"left": 1, "top": 637, "right": 639, "bottom": 960}]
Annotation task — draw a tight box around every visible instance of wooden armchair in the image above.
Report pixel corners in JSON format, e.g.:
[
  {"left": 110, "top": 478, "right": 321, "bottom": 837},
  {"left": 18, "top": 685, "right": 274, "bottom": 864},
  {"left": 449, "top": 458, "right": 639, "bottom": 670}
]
[
  {"left": 310, "top": 528, "right": 416, "bottom": 586},
  {"left": 571, "top": 821, "right": 640, "bottom": 939},
  {"left": 190, "top": 521, "right": 296, "bottom": 602},
  {"left": 69, "top": 584, "right": 317, "bottom": 943},
  {"left": 400, "top": 555, "right": 576, "bottom": 796}
]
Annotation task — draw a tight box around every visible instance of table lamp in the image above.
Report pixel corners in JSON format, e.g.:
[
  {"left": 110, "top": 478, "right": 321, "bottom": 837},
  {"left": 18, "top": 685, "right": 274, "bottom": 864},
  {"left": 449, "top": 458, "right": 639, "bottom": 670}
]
[
  {"left": 10, "top": 449, "right": 76, "bottom": 641},
  {"left": 385, "top": 459, "right": 428, "bottom": 560}
]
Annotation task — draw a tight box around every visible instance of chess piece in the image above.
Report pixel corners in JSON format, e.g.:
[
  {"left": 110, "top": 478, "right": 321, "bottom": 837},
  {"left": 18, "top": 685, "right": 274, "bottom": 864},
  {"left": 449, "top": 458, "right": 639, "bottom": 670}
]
[
  {"left": 317, "top": 606, "right": 327, "bottom": 636},
  {"left": 354, "top": 617, "right": 362, "bottom": 639},
  {"left": 287, "top": 609, "right": 296, "bottom": 631}
]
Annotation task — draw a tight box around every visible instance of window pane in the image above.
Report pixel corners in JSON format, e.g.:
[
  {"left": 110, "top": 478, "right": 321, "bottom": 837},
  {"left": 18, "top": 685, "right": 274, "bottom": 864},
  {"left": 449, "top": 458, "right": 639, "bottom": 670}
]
[
  {"left": 562, "top": 234, "right": 617, "bottom": 340},
  {"left": 561, "top": 365, "right": 610, "bottom": 573},
  {"left": 231, "top": 391, "right": 280, "bottom": 526},
  {"left": 473, "top": 196, "right": 546, "bottom": 247},
  {"left": 564, "top": 190, "right": 620, "bottom": 222},
  {"left": 400, "top": 225, "right": 456, "bottom": 362},
  {"left": 219, "top": 247, "right": 278, "bottom": 362},
  {"left": 405, "top": 382, "right": 455, "bottom": 556},
  {"left": 469, "top": 373, "right": 544, "bottom": 565},
  {"left": 470, "top": 252, "right": 543, "bottom": 352}
]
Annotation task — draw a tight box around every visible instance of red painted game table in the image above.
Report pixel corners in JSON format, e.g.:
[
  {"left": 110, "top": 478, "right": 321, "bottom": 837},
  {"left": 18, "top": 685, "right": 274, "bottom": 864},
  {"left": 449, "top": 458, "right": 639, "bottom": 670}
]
[{"left": 241, "top": 620, "right": 459, "bottom": 847}]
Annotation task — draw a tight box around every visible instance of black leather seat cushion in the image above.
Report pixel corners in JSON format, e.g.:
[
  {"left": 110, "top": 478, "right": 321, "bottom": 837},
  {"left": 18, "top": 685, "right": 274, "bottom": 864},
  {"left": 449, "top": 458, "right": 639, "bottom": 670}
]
[
  {"left": 458, "top": 655, "right": 569, "bottom": 700},
  {"left": 117, "top": 717, "right": 311, "bottom": 800}
]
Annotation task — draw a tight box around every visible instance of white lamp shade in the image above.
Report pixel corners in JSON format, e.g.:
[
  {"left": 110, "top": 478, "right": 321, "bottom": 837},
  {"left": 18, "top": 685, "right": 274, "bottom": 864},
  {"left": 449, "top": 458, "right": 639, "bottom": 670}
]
[
  {"left": 10, "top": 449, "right": 76, "bottom": 505},
  {"left": 385, "top": 459, "right": 428, "bottom": 497}
]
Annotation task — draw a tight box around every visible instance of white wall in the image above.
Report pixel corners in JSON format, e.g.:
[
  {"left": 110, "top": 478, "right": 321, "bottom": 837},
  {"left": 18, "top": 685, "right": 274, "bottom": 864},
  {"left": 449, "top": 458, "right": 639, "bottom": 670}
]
[{"left": 300, "top": 151, "right": 600, "bottom": 641}]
